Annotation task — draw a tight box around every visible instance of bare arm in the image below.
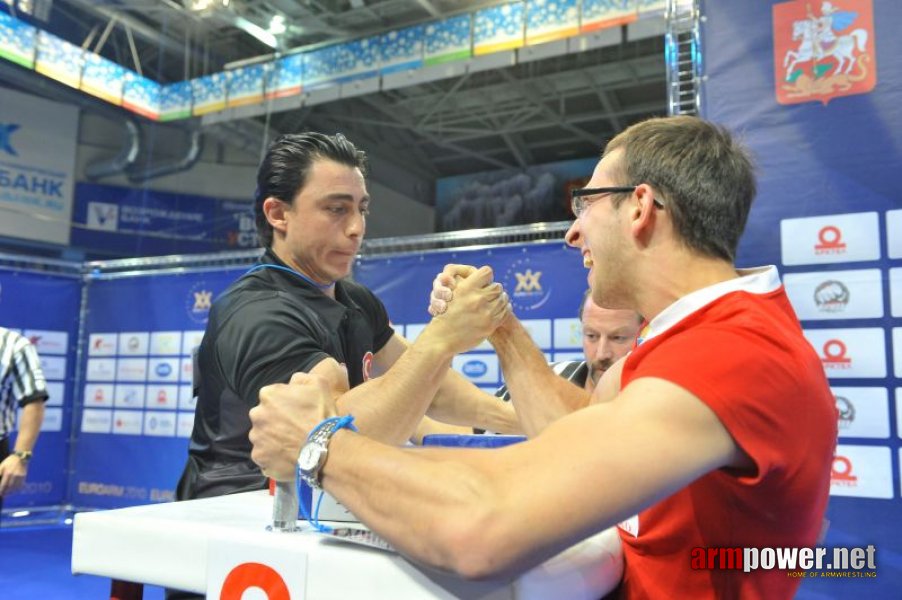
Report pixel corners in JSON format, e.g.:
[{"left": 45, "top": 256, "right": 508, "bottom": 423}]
[
  {"left": 251, "top": 375, "right": 744, "bottom": 579},
  {"left": 489, "top": 316, "right": 591, "bottom": 436},
  {"left": 307, "top": 267, "right": 510, "bottom": 445},
  {"left": 0, "top": 401, "right": 44, "bottom": 496}
]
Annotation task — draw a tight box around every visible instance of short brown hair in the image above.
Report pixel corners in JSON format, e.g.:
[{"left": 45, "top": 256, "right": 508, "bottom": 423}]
[{"left": 604, "top": 116, "right": 756, "bottom": 261}]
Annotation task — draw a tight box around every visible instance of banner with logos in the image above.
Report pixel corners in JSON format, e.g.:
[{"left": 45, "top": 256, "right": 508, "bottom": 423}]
[
  {"left": 70, "top": 268, "right": 243, "bottom": 509},
  {"left": 0, "top": 267, "right": 81, "bottom": 509},
  {"left": 0, "top": 87, "right": 78, "bottom": 245},
  {"left": 71, "top": 183, "right": 257, "bottom": 257},
  {"left": 702, "top": 0, "right": 900, "bottom": 595},
  {"left": 355, "top": 241, "right": 588, "bottom": 395}
]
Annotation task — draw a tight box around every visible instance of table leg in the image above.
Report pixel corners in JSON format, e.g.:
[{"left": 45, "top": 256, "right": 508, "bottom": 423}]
[{"left": 110, "top": 579, "right": 143, "bottom": 600}]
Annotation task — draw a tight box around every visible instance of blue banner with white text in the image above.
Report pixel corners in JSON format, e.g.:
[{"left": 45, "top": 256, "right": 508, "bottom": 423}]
[
  {"left": 702, "top": 0, "right": 901, "bottom": 595},
  {"left": 0, "top": 267, "right": 80, "bottom": 510},
  {"left": 70, "top": 268, "right": 244, "bottom": 509}
]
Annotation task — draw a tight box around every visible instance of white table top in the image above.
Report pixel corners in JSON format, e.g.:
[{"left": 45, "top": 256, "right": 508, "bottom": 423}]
[{"left": 72, "top": 490, "right": 622, "bottom": 599}]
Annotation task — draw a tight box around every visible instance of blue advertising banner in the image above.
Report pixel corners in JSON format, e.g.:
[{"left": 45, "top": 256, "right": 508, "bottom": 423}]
[
  {"left": 701, "top": 0, "right": 900, "bottom": 595},
  {"left": 71, "top": 268, "right": 244, "bottom": 509},
  {"left": 355, "top": 241, "right": 588, "bottom": 393},
  {"left": 70, "top": 183, "right": 256, "bottom": 257},
  {"left": 0, "top": 267, "right": 80, "bottom": 509}
]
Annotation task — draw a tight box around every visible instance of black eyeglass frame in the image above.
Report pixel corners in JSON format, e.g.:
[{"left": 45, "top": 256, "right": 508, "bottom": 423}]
[{"left": 570, "top": 185, "right": 665, "bottom": 218}]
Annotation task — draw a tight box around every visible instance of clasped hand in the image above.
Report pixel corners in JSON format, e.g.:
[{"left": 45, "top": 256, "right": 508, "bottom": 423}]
[
  {"left": 425, "top": 264, "right": 511, "bottom": 354},
  {"left": 250, "top": 372, "right": 336, "bottom": 481}
]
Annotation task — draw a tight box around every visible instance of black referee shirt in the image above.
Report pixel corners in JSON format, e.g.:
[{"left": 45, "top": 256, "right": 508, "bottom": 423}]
[{"left": 177, "top": 249, "right": 394, "bottom": 500}]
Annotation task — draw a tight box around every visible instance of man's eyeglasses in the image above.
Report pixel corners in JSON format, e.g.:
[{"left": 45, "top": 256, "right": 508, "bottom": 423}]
[{"left": 570, "top": 186, "right": 665, "bottom": 218}]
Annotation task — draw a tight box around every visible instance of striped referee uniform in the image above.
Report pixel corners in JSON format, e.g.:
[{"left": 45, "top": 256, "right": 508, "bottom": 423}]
[{"left": 0, "top": 327, "right": 49, "bottom": 500}]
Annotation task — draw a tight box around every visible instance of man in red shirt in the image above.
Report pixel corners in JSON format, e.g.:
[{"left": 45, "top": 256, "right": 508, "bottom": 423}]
[{"left": 249, "top": 116, "right": 837, "bottom": 599}]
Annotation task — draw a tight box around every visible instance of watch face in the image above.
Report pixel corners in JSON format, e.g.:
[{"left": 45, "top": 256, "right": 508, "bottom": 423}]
[{"left": 298, "top": 443, "right": 324, "bottom": 472}]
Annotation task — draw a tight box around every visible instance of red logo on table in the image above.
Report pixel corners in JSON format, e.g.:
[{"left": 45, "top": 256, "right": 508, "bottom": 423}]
[
  {"left": 831, "top": 455, "right": 858, "bottom": 487},
  {"left": 814, "top": 225, "right": 846, "bottom": 254},
  {"left": 219, "top": 562, "right": 290, "bottom": 600},
  {"left": 820, "top": 339, "right": 851, "bottom": 369},
  {"left": 774, "top": 0, "right": 876, "bottom": 105},
  {"left": 362, "top": 351, "right": 374, "bottom": 381}
]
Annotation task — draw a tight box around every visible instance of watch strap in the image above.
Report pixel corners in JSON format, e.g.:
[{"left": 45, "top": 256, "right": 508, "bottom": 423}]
[{"left": 12, "top": 449, "right": 32, "bottom": 463}]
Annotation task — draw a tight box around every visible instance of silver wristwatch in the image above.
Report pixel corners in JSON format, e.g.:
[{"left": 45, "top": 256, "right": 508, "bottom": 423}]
[{"left": 297, "top": 420, "right": 343, "bottom": 489}]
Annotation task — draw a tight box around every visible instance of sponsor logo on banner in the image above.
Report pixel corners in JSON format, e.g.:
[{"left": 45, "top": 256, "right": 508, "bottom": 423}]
[
  {"left": 112, "top": 410, "right": 143, "bottom": 435},
  {"left": 773, "top": 0, "right": 877, "bottom": 106},
  {"left": 150, "top": 331, "right": 181, "bottom": 355},
  {"left": 118, "top": 332, "right": 148, "bottom": 356},
  {"left": 0, "top": 122, "right": 20, "bottom": 156},
  {"left": 803, "top": 328, "right": 885, "bottom": 378},
  {"left": 814, "top": 280, "right": 849, "bottom": 312},
  {"left": 114, "top": 385, "right": 145, "bottom": 409},
  {"left": 143, "top": 411, "right": 177, "bottom": 437},
  {"left": 462, "top": 359, "right": 488, "bottom": 378},
  {"left": 88, "top": 333, "right": 117, "bottom": 356},
  {"left": 831, "top": 387, "right": 889, "bottom": 438},
  {"left": 821, "top": 339, "right": 851, "bottom": 369},
  {"left": 829, "top": 445, "right": 892, "bottom": 499},
  {"left": 116, "top": 358, "right": 147, "bottom": 382},
  {"left": 86, "top": 201, "right": 118, "bottom": 231},
  {"left": 147, "top": 385, "right": 178, "bottom": 410},
  {"left": 84, "top": 383, "right": 114, "bottom": 407},
  {"left": 814, "top": 226, "right": 847, "bottom": 255},
  {"left": 835, "top": 395, "right": 855, "bottom": 428},
  {"left": 780, "top": 212, "right": 879, "bottom": 265},
  {"left": 452, "top": 354, "right": 498, "bottom": 383},
  {"left": 187, "top": 282, "right": 214, "bottom": 324},
  {"left": 148, "top": 358, "right": 179, "bottom": 382},
  {"left": 784, "top": 269, "right": 882, "bottom": 320},
  {"left": 86, "top": 358, "right": 116, "bottom": 381},
  {"left": 23, "top": 329, "right": 68, "bottom": 355},
  {"left": 504, "top": 258, "right": 552, "bottom": 312},
  {"left": 81, "top": 409, "right": 112, "bottom": 433},
  {"left": 40, "top": 355, "right": 67, "bottom": 380}
]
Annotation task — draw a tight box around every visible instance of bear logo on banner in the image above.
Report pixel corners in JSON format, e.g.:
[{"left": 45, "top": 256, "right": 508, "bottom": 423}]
[{"left": 773, "top": 0, "right": 876, "bottom": 105}]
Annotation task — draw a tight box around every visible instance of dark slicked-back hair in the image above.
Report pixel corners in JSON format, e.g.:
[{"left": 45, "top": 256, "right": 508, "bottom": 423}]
[
  {"left": 604, "top": 115, "right": 756, "bottom": 261},
  {"left": 254, "top": 132, "right": 367, "bottom": 247}
]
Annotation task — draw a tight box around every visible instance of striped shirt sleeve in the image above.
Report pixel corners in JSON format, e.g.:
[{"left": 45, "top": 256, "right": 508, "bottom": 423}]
[{"left": 8, "top": 335, "right": 49, "bottom": 406}]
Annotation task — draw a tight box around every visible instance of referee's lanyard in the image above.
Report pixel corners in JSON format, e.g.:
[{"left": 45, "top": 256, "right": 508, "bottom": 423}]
[{"left": 245, "top": 263, "right": 334, "bottom": 291}]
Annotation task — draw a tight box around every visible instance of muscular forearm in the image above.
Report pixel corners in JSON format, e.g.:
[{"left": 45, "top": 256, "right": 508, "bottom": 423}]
[
  {"left": 322, "top": 431, "right": 518, "bottom": 578},
  {"left": 490, "top": 318, "right": 590, "bottom": 436},
  {"left": 335, "top": 333, "right": 454, "bottom": 445},
  {"left": 427, "top": 371, "right": 522, "bottom": 434},
  {"left": 14, "top": 402, "right": 44, "bottom": 452}
]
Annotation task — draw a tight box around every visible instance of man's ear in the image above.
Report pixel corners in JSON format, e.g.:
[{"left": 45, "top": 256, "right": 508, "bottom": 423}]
[
  {"left": 262, "top": 197, "right": 289, "bottom": 235},
  {"left": 629, "top": 184, "right": 658, "bottom": 243}
]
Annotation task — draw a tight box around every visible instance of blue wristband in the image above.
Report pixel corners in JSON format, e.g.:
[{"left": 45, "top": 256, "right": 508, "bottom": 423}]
[{"left": 297, "top": 415, "right": 358, "bottom": 533}]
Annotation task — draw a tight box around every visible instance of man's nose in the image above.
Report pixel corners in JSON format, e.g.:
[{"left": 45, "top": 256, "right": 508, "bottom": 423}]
[{"left": 565, "top": 219, "right": 581, "bottom": 248}]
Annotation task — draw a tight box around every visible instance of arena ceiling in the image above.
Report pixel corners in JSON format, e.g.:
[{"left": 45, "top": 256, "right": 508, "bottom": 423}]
[{"left": 2, "top": 0, "right": 668, "bottom": 202}]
